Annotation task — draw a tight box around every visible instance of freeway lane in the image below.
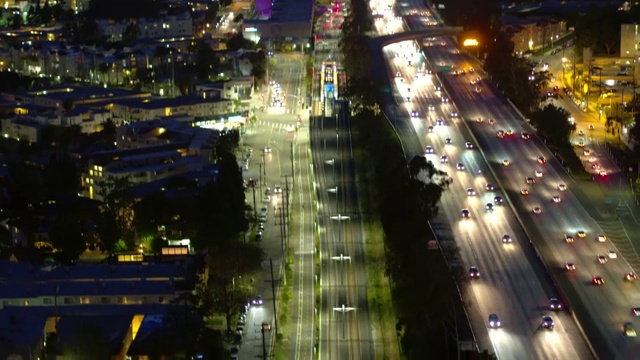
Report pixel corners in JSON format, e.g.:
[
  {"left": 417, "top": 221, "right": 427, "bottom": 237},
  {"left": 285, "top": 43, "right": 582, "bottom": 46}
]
[
  {"left": 383, "top": 39, "right": 592, "bottom": 359},
  {"left": 423, "top": 35, "right": 640, "bottom": 358}
]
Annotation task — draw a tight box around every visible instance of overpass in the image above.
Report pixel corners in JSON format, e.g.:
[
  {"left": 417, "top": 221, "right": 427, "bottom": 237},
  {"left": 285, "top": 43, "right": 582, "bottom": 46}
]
[{"left": 368, "top": 27, "right": 464, "bottom": 94}]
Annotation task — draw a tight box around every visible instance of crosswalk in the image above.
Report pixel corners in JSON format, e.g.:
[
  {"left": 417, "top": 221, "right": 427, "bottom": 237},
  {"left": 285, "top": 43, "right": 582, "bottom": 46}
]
[{"left": 256, "top": 120, "right": 298, "bottom": 131}]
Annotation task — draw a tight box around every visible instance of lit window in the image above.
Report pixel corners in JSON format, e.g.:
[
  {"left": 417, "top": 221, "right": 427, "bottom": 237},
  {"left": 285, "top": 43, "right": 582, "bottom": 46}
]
[
  {"left": 80, "top": 297, "right": 89, "bottom": 304},
  {"left": 24, "top": 300, "right": 29, "bottom": 306}
]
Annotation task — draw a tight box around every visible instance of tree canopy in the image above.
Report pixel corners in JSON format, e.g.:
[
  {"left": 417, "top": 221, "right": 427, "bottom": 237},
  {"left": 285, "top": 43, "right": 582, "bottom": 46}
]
[{"left": 529, "top": 104, "right": 576, "bottom": 143}]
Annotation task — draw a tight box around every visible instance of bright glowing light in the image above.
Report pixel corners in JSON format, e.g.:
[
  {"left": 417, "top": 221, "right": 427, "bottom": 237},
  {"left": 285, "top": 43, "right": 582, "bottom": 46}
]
[{"left": 463, "top": 39, "right": 479, "bottom": 47}]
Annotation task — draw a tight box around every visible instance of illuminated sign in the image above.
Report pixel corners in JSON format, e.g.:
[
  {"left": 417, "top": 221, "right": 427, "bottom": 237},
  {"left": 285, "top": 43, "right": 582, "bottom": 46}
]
[
  {"left": 463, "top": 39, "right": 479, "bottom": 47},
  {"left": 244, "top": 27, "right": 258, "bottom": 32}
]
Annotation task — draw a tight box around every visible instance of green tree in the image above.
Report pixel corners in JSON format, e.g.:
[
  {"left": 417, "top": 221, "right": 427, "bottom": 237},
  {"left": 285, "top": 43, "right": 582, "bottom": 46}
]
[
  {"left": 529, "top": 104, "right": 576, "bottom": 143},
  {"left": 407, "top": 156, "right": 452, "bottom": 220},
  {"left": 44, "top": 151, "right": 79, "bottom": 199},
  {"left": 194, "top": 41, "right": 220, "bottom": 79},
  {"left": 95, "top": 209, "right": 121, "bottom": 253},
  {"left": 63, "top": 322, "right": 110, "bottom": 360},
  {"left": 122, "top": 22, "right": 139, "bottom": 46},
  {"left": 96, "top": 176, "right": 136, "bottom": 247},
  {"left": 226, "top": 33, "right": 255, "bottom": 51},
  {"left": 49, "top": 213, "right": 85, "bottom": 261}
]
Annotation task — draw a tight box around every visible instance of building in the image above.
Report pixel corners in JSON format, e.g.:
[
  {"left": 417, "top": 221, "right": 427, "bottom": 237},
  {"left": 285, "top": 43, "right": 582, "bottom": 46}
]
[
  {"left": 621, "top": 23, "right": 640, "bottom": 58},
  {"left": 198, "top": 76, "right": 255, "bottom": 100},
  {"left": 502, "top": 16, "right": 567, "bottom": 55},
  {"left": 110, "top": 95, "right": 233, "bottom": 122},
  {"left": 242, "top": 0, "right": 313, "bottom": 47},
  {"left": 96, "top": 13, "right": 194, "bottom": 42}
]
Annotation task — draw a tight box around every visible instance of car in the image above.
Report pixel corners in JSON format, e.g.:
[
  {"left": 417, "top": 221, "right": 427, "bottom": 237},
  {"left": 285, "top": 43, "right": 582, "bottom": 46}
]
[
  {"left": 538, "top": 156, "right": 546, "bottom": 164},
  {"left": 599, "top": 170, "right": 608, "bottom": 176},
  {"left": 625, "top": 322, "right": 637, "bottom": 337},
  {"left": 470, "top": 78, "right": 477, "bottom": 85},
  {"left": 578, "top": 141, "right": 585, "bottom": 147},
  {"left": 428, "top": 126, "right": 434, "bottom": 133},
  {"left": 476, "top": 117, "right": 484, "bottom": 123},
  {"left": 502, "top": 234, "right": 512, "bottom": 243},
  {"left": 542, "top": 315, "right": 555, "bottom": 330},
  {"left": 436, "top": 119, "right": 444, "bottom": 126},
  {"left": 485, "top": 183, "right": 495, "bottom": 191},
  {"left": 488, "top": 119, "right": 495, "bottom": 125},
  {"left": 237, "top": 316, "right": 246, "bottom": 326},
  {"left": 486, "top": 203, "right": 494, "bottom": 212},
  {"left": 445, "top": 138, "right": 452, "bottom": 144},
  {"left": 592, "top": 276, "right": 605, "bottom": 285},
  {"left": 578, "top": 129, "right": 585, "bottom": 137},
  {"left": 440, "top": 155, "right": 449, "bottom": 163},
  {"left": 549, "top": 298, "right": 562, "bottom": 310},
  {"left": 591, "top": 163, "right": 600, "bottom": 169},
  {"left": 459, "top": 69, "right": 466, "bottom": 75},
  {"left": 261, "top": 321, "right": 272, "bottom": 331},
  {"left": 525, "top": 176, "right": 536, "bottom": 185},
  {"left": 521, "top": 132, "right": 530, "bottom": 140},
  {"left": 461, "top": 209, "right": 470, "bottom": 218},
  {"left": 558, "top": 183, "right": 567, "bottom": 191},
  {"left": 234, "top": 333, "right": 243, "bottom": 344},
  {"left": 588, "top": 156, "right": 597, "bottom": 163},
  {"left": 533, "top": 207, "right": 542, "bottom": 214},
  {"left": 488, "top": 314, "right": 501, "bottom": 328},
  {"left": 465, "top": 141, "right": 474, "bottom": 149},
  {"left": 395, "top": 71, "right": 402, "bottom": 77},
  {"left": 262, "top": 195, "right": 271, "bottom": 203},
  {"left": 552, "top": 195, "right": 561, "bottom": 203},
  {"left": 576, "top": 230, "right": 587, "bottom": 238},
  {"left": 469, "top": 266, "right": 480, "bottom": 278},
  {"left": 597, "top": 255, "right": 608, "bottom": 264},
  {"left": 502, "top": 159, "right": 510, "bottom": 166},
  {"left": 442, "top": 97, "right": 449, "bottom": 103},
  {"left": 264, "top": 147, "right": 272, "bottom": 153},
  {"left": 520, "top": 188, "right": 529, "bottom": 195},
  {"left": 252, "top": 295, "right": 264, "bottom": 305},
  {"left": 564, "top": 234, "right": 575, "bottom": 243},
  {"left": 475, "top": 87, "right": 482, "bottom": 94},
  {"left": 428, "top": 104, "right": 436, "bottom": 111},
  {"left": 411, "top": 111, "right": 420, "bottom": 118},
  {"left": 583, "top": 149, "right": 591, "bottom": 156},
  {"left": 450, "top": 111, "right": 459, "bottom": 117},
  {"left": 456, "top": 163, "right": 465, "bottom": 171},
  {"left": 274, "top": 185, "right": 283, "bottom": 194},
  {"left": 626, "top": 272, "right": 638, "bottom": 281},
  {"left": 505, "top": 130, "right": 514, "bottom": 136},
  {"left": 608, "top": 250, "right": 617, "bottom": 258},
  {"left": 497, "top": 130, "right": 505, "bottom": 138},
  {"left": 468, "top": 68, "right": 475, "bottom": 73},
  {"left": 565, "top": 262, "right": 576, "bottom": 271},
  {"left": 466, "top": 188, "right": 477, "bottom": 196},
  {"left": 494, "top": 196, "right": 503, "bottom": 204},
  {"left": 258, "top": 222, "right": 265, "bottom": 231},
  {"left": 425, "top": 145, "right": 434, "bottom": 154},
  {"left": 258, "top": 214, "right": 267, "bottom": 222},
  {"left": 534, "top": 170, "right": 543, "bottom": 177},
  {"left": 597, "top": 234, "right": 607, "bottom": 242},
  {"left": 434, "top": 85, "right": 442, "bottom": 91},
  {"left": 405, "top": 96, "right": 411, "bottom": 102}
]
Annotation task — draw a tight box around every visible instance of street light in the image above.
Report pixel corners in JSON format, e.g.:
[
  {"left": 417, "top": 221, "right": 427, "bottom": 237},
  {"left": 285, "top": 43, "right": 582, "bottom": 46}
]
[{"left": 325, "top": 159, "right": 336, "bottom": 184}]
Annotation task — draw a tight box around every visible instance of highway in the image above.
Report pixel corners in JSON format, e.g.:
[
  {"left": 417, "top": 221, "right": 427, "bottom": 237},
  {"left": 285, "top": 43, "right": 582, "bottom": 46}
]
[
  {"left": 415, "top": 14, "right": 640, "bottom": 360},
  {"left": 372, "top": 2, "right": 594, "bottom": 359}
]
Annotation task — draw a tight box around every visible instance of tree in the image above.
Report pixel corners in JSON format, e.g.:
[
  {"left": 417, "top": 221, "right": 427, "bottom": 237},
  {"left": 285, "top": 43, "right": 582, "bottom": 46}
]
[
  {"left": 215, "top": 130, "right": 240, "bottom": 158},
  {"left": 529, "top": 104, "right": 576, "bottom": 143},
  {"left": 96, "top": 176, "right": 136, "bottom": 248},
  {"left": 63, "top": 322, "right": 111, "bottom": 360},
  {"left": 95, "top": 209, "right": 121, "bottom": 253},
  {"left": 407, "top": 156, "right": 452, "bottom": 220},
  {"left": 0, "top": 226, "right": 11, "bottom": 250},
  {"left": 226, "top": 33, "right": 255, "bottom": 51},
  {"left": 122, "top": 22, "right": 139, "bottom": 46},
  {"left": 49, "top": 213, "right": 85, "bottom": 261},
  {"left": 44, "top": 151, "right": 79, "bottom": 199},
  {"left": 195, "top": 42, "right": 220, "bottom": 79}
]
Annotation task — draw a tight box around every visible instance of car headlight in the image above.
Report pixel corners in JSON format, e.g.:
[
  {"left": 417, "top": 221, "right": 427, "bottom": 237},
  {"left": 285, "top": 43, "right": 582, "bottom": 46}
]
[{"left": 490, "top": 321, "right": 494, "bottom": 326}]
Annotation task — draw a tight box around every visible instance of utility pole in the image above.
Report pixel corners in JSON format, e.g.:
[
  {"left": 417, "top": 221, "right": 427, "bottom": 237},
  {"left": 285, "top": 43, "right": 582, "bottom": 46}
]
[
  {"left": 277, "top": 204, "right": 286, "bottom": 255},
  {"left": 269, "top": 258, "right": 278, "bottom": 337},
  {"left": 259, "top": 163, "right": 263, "bottom": 196},
  {"left": 252, "top": 185, "right": 257, "bottom": 220},
  {"left": 284, "top": 175, "right": 290, "bottom": 226},
  {"left": 261, "top": 325, "right": 268, "bottom": 359}
]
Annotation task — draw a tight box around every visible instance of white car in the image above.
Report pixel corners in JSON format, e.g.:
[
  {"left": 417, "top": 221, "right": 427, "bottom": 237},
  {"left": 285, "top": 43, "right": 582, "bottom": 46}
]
[
  {"left": 533, "top": 207, "right": 542, "bottom": 214},
  {"left": 466, "top": 188, "right": 477, "bottom": 196},
  {"left": 535, "top": 170, "right": 543, "bottom": 177},
  {"left": 597, "top": 255, "right": 608, "bottom": 264},
  {"left": 552, "top": 195, "right": 561, "bottom": 203},
  {"left": 597, "top": 234, "right": 607, "bottom": 242},
  {"left": 608, "top": 250, "right": 617, "bottom": 259},
  {"left": 558, "top": 183, "right": 567, "bottom": 191}
]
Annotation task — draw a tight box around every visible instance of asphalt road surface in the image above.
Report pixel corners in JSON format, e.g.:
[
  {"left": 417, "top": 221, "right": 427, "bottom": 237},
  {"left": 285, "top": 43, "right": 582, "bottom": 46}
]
[{"left": 375, "top": 3, "right": 595, "bottom": 360}]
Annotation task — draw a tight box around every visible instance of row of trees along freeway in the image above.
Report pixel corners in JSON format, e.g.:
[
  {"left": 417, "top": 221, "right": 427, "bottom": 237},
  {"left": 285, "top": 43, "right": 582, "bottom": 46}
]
[{"left": 339, "top": 0, "right": 477, "bottom": 358}]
